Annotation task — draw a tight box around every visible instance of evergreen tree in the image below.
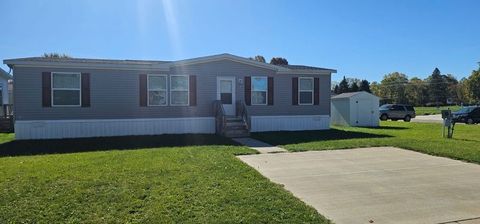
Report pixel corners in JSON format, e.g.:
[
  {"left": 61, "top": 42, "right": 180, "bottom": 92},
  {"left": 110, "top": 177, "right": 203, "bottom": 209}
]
[
  {"left": 359, "top": 80, "right": 371, "bottom": 93},
  {"left": 350, "top": 82, "right": 359, "bottom": 92},
  {"left": 338, "top": 76, "right": 350, "bottom": 93},
  {"left": 333, "top": 85, "right": 340, "bottom": 94},
  {"left": 427, "top": 68, "right": 448, "bottom": 105}
]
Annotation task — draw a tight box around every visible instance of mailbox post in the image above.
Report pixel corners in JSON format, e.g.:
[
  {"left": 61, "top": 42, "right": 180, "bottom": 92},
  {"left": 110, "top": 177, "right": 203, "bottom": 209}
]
[{"left": 441, "top": 110, "right": 455, "bottom": 138}]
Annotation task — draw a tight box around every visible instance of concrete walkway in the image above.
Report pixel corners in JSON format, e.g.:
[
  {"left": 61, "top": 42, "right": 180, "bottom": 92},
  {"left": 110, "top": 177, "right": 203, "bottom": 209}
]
[
  {"left": 232, "top": 137, "right": 287, "bottom": 154},
  {"left": 238, "top": 147, "right": 480, "bottom": 224}
]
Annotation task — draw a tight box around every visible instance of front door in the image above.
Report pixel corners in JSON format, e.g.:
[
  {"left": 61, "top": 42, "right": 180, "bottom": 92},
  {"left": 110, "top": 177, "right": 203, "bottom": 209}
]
[{"left": 217, "top": 76, "right": 236, "bottom": 116}]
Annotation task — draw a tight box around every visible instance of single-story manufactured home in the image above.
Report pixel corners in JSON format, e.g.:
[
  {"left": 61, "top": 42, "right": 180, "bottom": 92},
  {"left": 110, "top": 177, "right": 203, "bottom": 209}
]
[{"left": 4, "top": 53, "right": 336, "bottom": 140}]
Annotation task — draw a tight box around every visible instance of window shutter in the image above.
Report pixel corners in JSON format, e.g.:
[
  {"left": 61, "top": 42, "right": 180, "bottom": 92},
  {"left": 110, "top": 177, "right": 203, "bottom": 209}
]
[
  {"left": 292, "top": 77, "right": 298, "bottom": 105},
  {"left": 268, "top": 77, "right": 274, "bottom": 105},
  {"left": 81, "top": 73, "right": 91, "bottom": 107},
  {"left": 189, "top": 75, "right": 197, "bottom": 106},
  {"left": 244, "top": 76, "right": 251, "bottom": 105},
  {"left": 139, "top": 74, "right": 147, "bottom": 107},
  {"left": 314, "top": 77, "right": 319, "bottom": 105},
  {"left": 42, "top": 72, "right": 51, "bottom": 107}
]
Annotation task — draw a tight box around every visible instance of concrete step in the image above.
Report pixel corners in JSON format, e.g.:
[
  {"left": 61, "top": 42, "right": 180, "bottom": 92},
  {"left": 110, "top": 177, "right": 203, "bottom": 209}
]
[
  {"left": 225, "top": 123, "right": 247, "bottom": 130},
  {"left": 225, "top": 116, "right": 243, "bottom": 122},
  {"left": 224, "top": 129, "right": 250, "bottom": 138}
]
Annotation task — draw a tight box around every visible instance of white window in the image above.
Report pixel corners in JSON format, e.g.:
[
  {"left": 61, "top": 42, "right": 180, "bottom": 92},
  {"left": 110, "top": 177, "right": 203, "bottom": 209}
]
[
  {"left": 170, "top": 75, "right": 189, "bottom": 106},
  {"left": 251, "top": 76, "right": 267, "bottom": 105},
  {"left": 299, "top": 77, "right": 314, "bottom": 105},
  {"left": 148, "top": 75, "right": 167, "bottom": 106},
  {"left": 51, "top": 72, "right": 81, "bottom": 106}
]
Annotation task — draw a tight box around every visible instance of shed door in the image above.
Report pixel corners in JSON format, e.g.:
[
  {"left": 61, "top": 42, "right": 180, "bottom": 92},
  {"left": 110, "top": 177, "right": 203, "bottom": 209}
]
[{"left": 355, "top": 99, "right": 374, "bottom": 126}]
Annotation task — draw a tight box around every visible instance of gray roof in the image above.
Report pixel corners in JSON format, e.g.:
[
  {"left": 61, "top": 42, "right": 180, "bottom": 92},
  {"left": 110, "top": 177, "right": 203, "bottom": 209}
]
[
  {"left": 332, "top": 92, "right": 362, "bottom": 99},
  {"left": 332, "top": 91, "right": 379, "bottom": 99},
  {"left": 5, "top": 57, "right": 171, "bottom": 65},
  {"left": 4, "top": 53, "right": 336, "bottom": 74},
  {"left": 279, "top": 64, "right": 336, "bottom": 72}
]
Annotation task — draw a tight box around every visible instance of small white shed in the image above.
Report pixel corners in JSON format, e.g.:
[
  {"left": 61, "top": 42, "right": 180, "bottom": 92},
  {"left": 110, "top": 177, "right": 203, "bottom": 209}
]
[{"left": 331, "top": 91, "right": 380, "bottom": 127}]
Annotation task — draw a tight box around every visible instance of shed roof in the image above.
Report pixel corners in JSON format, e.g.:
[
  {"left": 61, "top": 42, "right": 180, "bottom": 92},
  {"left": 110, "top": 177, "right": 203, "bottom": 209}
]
[{"left": 331, "top": 91, "right": 379, "bottom": 99}]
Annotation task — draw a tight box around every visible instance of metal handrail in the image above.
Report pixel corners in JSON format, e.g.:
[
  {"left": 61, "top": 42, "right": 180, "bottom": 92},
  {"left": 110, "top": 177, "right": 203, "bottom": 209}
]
[
  {"left": 236, "top": 100, "right": 250, "bottom": 130},
  {"left": 1, "top": 104, "right": 13, "bottom": 118},
  {"left": 213, "top": 100, "right": 227, "bottom": 134}
]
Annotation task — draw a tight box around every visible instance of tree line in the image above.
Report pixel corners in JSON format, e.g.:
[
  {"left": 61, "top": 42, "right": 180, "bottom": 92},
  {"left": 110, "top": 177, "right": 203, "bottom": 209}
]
[{"left": 333, "top": 67, "right": 480, "bottom": 106}]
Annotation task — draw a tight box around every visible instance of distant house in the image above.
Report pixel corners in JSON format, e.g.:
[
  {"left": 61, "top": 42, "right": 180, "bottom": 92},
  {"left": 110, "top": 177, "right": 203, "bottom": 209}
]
[
  {"left": 0, "top": 68, "right": 12, "bottom": 105},
  {"left": 4, "top": 53, "right": 336, "bottom": 140},
  {"left": 331, "top": 91, "right": 380, "bottom": 127}
]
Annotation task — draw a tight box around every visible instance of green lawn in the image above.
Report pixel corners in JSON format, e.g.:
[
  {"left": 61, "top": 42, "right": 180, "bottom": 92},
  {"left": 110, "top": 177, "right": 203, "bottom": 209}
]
[
  {"left": 252, "top": 121, "right": 480, "bottom": 164},
  {"left": 0, "top": 135, "right": 329, "bottom": 223},
  {"left": 415, "top": 105, "right": 462, "bottom": 115}
]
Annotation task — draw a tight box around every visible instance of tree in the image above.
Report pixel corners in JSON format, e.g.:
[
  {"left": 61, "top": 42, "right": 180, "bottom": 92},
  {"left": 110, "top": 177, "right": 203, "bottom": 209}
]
[
  {"left": 457, "top": 78, "right": 472, "bottom": 104},
  {"left": 467, "top": 67, "right": 480, "bottom": 103},
  {"left": 338, "top": 76, "right": 350, "bottom": 93},
  {"left": 333, "top": 85, "right": 340, "bottom": 94},
  {"left": 405, "top": 77, "right": 428, "bottom": 106},
  {"left": 350, "top": 82, "right": 359, "bottom": 92},
  {"left": 370, "top": 81, "right": 382, "bottom": 97},
  {"left": 359, "top": 80, "right": 371, "bottom": 93},
  {"left": 444, "top": 74, "right": 458, "bottom": 104},
  {"left": 250, "top": 55, "right": 266, "bottom": 63},
  {"left": 427, "top": 68, "right": 448, "bottom": 105},
  {"left": 380, "top": 72, "right": 408, "bottom": 104},
  {"left": 269, "top": 57, "right": 288, "bottom": 65},
  {"left": 43, "top": 53, "right": 71, "bottom": 58}
]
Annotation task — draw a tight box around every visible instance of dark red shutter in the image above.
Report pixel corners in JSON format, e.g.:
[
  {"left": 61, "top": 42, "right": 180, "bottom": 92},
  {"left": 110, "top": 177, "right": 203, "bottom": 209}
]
[
  {"left": 139, "top": 74, "right": 147, "bottom": 107},
  {"left": 268, "top": 77, "right": 274, "bottom": 105},
  {"left": 292, "top": 77, "right": 298, "bottom": 105},
  {"left": 81, "top": 73, "right": 90, "bottom": 107},
  {"left": 42, "top": 72, "right": 51, "bottom": 107},
  {"left": 314, "top": 77, "right": 319, "bottom": 105},
  {"left": 189, "top": 75, "right": 197, "bottom": 106},
  {"left": 244, "top": 76, "right": 251, "bottom": 105}
]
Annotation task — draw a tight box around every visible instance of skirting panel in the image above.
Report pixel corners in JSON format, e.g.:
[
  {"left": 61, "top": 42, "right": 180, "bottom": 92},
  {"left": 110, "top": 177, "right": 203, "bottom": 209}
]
[
  {"left": 15, "top": 117, "right": 215, "bottom": 140},
  {"left": 250, "top": 115, "right": 330, "bottom": 132}
]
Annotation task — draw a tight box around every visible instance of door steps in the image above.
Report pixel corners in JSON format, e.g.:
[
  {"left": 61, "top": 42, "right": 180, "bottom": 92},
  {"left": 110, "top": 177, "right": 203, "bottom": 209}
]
[{"left": 223, "top": 116, "right": 250, "bottom": 138}]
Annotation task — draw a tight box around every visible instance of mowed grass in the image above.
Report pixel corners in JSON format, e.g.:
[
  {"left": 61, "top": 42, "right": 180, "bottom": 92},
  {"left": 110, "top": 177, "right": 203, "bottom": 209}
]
[
  {"left": 252, "top": 121, "right": 480, "bottom": 164},
  {"left": 415, "top": 105, "right": 462, "bottom": 115},
  {"left": 0, "top": 135, "right": 329, "bottom": 223}
]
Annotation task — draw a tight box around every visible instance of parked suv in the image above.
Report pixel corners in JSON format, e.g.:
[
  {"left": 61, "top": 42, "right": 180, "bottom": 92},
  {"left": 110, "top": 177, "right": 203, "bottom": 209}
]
[
  {"left": 379, "top": 104, "right": 416, "bottom": 122},
  {"left": 452, "top": 106, "right": 480, "bottom": 124}
]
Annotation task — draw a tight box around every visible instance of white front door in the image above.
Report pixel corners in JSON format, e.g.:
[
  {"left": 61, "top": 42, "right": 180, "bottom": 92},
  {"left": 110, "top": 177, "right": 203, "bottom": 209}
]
[{"left": 217, "top": 76, "right": 236, "bottom": 116}]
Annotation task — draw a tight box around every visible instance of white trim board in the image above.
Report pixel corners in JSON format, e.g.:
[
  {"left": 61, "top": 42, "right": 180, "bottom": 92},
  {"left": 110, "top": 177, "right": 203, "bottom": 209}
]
[
  {"left": 250, "top": 115, "right": 330, "bottom": 132},
  {"left": 15, "top": 117, "right": 215, "bottom": 140}
]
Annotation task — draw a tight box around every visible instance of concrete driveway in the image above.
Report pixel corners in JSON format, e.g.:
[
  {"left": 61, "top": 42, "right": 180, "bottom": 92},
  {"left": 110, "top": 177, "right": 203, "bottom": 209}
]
[{"left": 238, "top": 147, "right": 480, "bottom": 224}]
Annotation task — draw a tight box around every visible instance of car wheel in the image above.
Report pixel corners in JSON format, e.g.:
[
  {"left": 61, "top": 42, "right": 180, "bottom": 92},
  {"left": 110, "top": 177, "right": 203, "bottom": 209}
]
[
  {"left": 404, "top": 115, "right": 411, "bottom": 122},
  {"left": 467, "top": 118, "right": 474, "bottom": 125},
  {"left": 380, "top": 114, "right": 388, "bottom": 121}
]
